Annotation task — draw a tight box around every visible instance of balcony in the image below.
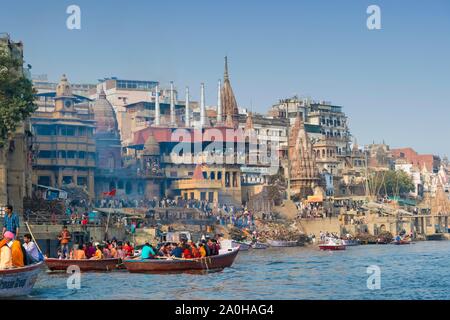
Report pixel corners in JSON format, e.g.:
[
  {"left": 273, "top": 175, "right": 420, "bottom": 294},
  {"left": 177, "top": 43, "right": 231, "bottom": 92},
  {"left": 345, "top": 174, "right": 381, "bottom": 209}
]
[
  {"left": 172, "top": 179, "right": 222, "bottom": 190},
  {"left": 35, "top": 158, "right": 95, "bottom": 167}
]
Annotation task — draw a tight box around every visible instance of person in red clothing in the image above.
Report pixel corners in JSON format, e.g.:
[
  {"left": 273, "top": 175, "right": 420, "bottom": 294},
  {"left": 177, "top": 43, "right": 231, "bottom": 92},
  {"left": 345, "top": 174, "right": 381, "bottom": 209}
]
[
  {"left": 182, "top": 244, "right": 193, "bottom": 259},
  {"left": 123, "top": 241, "right": 134, "bottom": 256}
]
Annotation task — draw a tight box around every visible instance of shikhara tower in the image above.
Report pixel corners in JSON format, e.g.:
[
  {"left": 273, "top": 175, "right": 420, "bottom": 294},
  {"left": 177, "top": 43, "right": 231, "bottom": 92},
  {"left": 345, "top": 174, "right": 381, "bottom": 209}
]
[{"left": 289, "top": 115, "right": 321, "bottom": 199}]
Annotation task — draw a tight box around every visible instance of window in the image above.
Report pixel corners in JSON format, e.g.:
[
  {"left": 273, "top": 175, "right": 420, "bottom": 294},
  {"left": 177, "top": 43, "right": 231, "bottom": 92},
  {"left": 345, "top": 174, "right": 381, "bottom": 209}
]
[
  {"left": 210, "top": 172, "right": 215, "bottom": 180},
  {"left": 38, "top": 150, "right": 54, "bottom": 158},
  {"left": 217, "top": 172, "right": 222, "bottom": 180},
  {"left": 35, "top": 125, "right": 55, "bottom": 136},
  {"left": 77, "top": 177, "right": 87, "bottom": 186},
  {"left": 200, "top": 192, "right": 206, "bottom": 201},
  {"left": 208, "top": 192, "right": 214, "bottom": 202},
  {"left": 38, "top": 176, "right": 51, "bottom": 186},
  {"left": 67, "top": 151, "right": 76, "bottom": 159},
  {"left": 59, "top": 151, "right": 67, "bottom": 158},
  {"left": 79, "top": 151, "right": 86, "bottom": 159},
  {"left": 62, "top": 176, "right": 73, "bottom": 184},
  {"left": 61, "top": 126, "right": 76, "bottom": 136}
]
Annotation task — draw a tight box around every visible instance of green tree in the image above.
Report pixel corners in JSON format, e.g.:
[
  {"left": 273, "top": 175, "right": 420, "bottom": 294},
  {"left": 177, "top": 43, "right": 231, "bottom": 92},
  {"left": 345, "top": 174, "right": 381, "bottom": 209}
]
[
  {"left": 0, "top": 44, "right": 36, "bottom": 146},
  {"left": 368, "top": 170, "right": 415, "bottom": 197}
]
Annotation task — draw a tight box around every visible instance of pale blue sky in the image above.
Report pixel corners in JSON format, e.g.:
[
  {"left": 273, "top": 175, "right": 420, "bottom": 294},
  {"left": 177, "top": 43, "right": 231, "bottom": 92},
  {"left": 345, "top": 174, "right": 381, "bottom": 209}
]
[{"left": 1, "top": 0, "right": 449, "bottom": 156}]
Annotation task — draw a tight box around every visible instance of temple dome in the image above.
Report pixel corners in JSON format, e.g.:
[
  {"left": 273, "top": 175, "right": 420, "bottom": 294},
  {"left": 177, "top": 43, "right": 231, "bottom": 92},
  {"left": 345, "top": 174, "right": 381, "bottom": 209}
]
[
  {"left": 93, "top": 87, "right": 118, "bottom": 134},
  {"left": 143, "top": 131, "right": 160, "bottom": 156}
]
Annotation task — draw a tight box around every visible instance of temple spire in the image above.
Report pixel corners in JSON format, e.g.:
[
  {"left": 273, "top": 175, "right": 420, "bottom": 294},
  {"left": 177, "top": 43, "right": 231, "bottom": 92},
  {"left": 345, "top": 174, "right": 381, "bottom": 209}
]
[
  {"left": 154, "top": 84, "right": 160, "bottom": 126},
  {"left": 224, "top": 56, "right": 229, "bottom": 81},
  {"left": 185, "top": 86, "right": 190, "bottom": 127},
  {"left": 200, "top": 83, "right": 206, "bottom": 127},
  {"left": 170, "top": 81, "right": 176, "bottom": 126},
  {"left": 217, "top": 79, "right": 222, "bottom": 124}
]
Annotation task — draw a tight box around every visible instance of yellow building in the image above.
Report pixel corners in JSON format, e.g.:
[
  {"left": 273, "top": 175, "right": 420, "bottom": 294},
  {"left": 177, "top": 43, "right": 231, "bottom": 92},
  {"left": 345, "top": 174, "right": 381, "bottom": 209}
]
[
  {"left": 31, "top": 75, "right": 96, "bottom": 198},
  {"left": 172, "top": 164, "right": 221, "bottom": 203}
]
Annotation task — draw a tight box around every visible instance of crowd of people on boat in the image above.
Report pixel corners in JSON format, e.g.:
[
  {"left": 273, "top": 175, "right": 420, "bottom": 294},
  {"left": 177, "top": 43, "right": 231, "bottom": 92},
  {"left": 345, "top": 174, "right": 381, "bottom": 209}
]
[
  {"left": 0, "top": 205, "right": 43, "bottom": 269},
  {"left": 60, "top": 240, "right": 136, "bottom": 260},
  {"left": 140, "top": 237, "right": 221, "bottom": 260}
]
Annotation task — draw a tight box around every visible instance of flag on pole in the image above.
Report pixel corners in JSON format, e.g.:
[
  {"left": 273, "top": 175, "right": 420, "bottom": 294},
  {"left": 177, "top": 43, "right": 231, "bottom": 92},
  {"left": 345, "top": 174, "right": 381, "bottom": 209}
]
[{"left": 102, "top": 188, "right": 116, "bottom": 197}]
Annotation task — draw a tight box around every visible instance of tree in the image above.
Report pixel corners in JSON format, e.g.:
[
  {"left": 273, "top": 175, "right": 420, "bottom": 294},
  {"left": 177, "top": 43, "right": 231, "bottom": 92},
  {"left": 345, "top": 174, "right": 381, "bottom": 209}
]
[
  {"left": 0, "top": 44, "right": 36, "bottom": 146},
  {"left": 368, "top": 170, "right": 415, "bottom": 197}
]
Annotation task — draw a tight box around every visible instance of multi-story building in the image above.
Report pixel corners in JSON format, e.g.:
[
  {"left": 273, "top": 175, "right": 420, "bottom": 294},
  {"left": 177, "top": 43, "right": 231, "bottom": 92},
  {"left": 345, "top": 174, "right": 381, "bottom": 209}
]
[
  {"left": 31, "top": 75, "right": 96, "bottom": 197},
  {"left": 391, "top": 147, "right": 441, "bottom": 174},
  {"left": 0, "top": 33, "right": 33, "bottom": 214}
]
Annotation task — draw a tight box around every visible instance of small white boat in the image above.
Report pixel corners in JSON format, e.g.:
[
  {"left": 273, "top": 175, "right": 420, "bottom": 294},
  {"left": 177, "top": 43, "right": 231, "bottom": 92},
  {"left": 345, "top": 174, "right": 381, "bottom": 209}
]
[
  {"left": 0, "top": 261, "right": 44, "bottom": 297},
  {"left": 267, "top": 239, "right": 301, "bottom": 247},
  {"left": 219, "top": 239, "right": 251, "bottom": 252},
  {"left": 231, "top": 240, "right": 252, "bottom": 251},
  {"left": 319, "top": 238, "right": 346, "bottom": 251},
  {"left": 251, "top": 242, "right": 268, "bottom": 249}
]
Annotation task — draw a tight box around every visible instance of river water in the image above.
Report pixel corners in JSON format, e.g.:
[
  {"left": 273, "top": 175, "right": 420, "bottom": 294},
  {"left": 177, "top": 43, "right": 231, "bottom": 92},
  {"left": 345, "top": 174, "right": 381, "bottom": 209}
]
[{"left": 30, "top": 241, "right": 450, "bottom": 300}]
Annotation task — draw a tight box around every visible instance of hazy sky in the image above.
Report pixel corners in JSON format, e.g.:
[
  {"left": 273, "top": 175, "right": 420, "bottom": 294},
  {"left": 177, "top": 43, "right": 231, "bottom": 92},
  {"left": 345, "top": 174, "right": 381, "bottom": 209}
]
[{"left": 1, "top": 0, "right": 449, "bottom": 156}]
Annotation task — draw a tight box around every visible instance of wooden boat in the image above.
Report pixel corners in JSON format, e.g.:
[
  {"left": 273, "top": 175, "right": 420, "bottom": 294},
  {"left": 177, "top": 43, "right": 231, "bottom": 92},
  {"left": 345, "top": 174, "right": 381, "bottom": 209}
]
[
  {"left": 319, "top": 243, "right": 346, "bottom": 251},
  {"left": 45, "top": 258, "right": 122, "bottom": 272},
  {"left": 0, "top": 261, "right": 44, "bottom": 298},
  {"left": 123, "top": 247, "right": 239, "bottom": 273},
  {"left": 391, "top": 239, "right": 411, "bottom": 245},
  {"left": 267, "top": 239, "right": 301, "bottom": 247}
]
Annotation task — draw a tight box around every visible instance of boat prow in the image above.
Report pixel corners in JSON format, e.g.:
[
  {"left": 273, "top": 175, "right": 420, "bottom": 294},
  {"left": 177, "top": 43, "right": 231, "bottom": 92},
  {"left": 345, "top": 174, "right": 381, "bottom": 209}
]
[
  {"left": 45, "top": 258, "right": 122, "bottom": 272},
  {"left": 0, "top": 261, "right": 44, "bottom": 298},
  {"left": 123, "top": 247, "right": 240, "bottom": 274}
]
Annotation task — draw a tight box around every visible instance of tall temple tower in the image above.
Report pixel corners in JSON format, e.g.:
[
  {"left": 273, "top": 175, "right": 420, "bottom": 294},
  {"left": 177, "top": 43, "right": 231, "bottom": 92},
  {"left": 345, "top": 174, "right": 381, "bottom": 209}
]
[
  {"left": 220, "top": 56, "right": 240, "bottom": 128},
  {"left": 289, "top": 115, "right": 321, "bottom": 199}
]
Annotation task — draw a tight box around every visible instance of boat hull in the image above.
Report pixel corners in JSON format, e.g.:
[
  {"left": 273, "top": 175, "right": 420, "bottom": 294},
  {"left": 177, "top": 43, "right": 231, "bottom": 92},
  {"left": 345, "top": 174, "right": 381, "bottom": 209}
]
[
  {"left": 45, "top": 258, "right": 121, "bottom": 272},
  {"left": 392, "top": 240, "right": 411, "bottom": 245},
  {"left": 342, "top": 239, "right": 360, "bottom": 246},
  {"left": 319, "top": 245, "right": 346, "bottom": 251},
  {"left": 267, "top": 240, "right": 301, "bottom": 247},
  {"left": 123, "top": 248, "right": 239, "bottom": 273},
  {"left": 0, "top": 261, "right": 43, "bottom": 298},
  {"left": 251, "top": 242, "right": 268, "bottom": 249},
  {"left": 231, "top": 241, "right": 251, "bottom": 251}
]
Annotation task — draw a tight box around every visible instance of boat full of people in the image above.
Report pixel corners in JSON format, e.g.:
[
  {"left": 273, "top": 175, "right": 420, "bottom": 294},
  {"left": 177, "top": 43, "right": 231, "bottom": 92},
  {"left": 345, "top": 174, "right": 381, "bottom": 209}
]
[
  {"left": 45, "top": 240, "right": 135, "bottom": 272},
  {"left": 391, "top": 234, "right": 412, "bottom": 245},
  {"left": 0, "top": 231, "right": 44, "bottom": 297},
  {"left": 123, "top": 238, "right": 239, "bottom": 273}
]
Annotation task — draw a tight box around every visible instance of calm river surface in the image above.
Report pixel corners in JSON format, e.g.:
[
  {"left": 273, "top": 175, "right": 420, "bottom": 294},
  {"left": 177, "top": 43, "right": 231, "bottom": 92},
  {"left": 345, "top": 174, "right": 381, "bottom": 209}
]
[{"left": 30, "top": 241, "right": 450, "bottom": 300}]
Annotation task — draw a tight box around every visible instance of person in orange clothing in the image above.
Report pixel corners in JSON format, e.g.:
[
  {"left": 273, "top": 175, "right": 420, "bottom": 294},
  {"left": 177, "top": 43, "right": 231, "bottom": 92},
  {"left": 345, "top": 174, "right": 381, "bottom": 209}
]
[
  {"left": 0, "top": 231, "right": 24, "bottom": 268},
  {"left": 190, "top": 242, "right": 201, "bottom": 258},
  {"left": 90, "top": 244, "right": 103, "bottom": 260}
]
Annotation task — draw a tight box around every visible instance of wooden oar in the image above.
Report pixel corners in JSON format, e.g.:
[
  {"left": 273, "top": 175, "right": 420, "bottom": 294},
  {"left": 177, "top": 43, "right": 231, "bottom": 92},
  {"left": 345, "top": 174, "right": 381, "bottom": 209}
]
[{"left": 25, "top": 221, "right": 43, "bottom": 254}]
